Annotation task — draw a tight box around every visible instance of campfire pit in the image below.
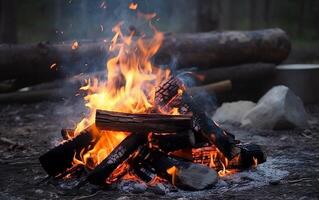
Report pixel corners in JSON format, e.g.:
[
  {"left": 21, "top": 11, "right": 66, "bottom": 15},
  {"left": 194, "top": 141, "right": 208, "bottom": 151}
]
[{"left": 39, "top": 21, "right": 266, "bottom": 192}]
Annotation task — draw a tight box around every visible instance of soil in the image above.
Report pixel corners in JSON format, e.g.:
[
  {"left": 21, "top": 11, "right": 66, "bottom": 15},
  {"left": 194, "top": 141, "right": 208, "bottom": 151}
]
[{"left": 0, "top": 101, "right": 318, "bottom": 200}]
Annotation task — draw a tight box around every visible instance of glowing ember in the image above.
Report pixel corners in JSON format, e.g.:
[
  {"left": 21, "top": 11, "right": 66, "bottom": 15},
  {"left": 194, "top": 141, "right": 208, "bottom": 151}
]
[
  {"left": 129, "top": 2, "right": 138, "bottom": 10},
  {"left": 49, "top": 63, "right": 57, "bottom": 69},
  {"left": 71, "top": 41, "right": 79, "bottom": 50}
]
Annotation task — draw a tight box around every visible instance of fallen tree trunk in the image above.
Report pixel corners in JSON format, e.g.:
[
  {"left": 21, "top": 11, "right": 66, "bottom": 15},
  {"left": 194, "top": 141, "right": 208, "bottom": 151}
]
[
  {"left": 0, "top": 28, "right": 290, "bottom": 82},
  {"left": 196, "top": 63, "right": 276, "bottom": 85},
  {"left": 95, "top": 110, "right": 192, "bottom": 133}
]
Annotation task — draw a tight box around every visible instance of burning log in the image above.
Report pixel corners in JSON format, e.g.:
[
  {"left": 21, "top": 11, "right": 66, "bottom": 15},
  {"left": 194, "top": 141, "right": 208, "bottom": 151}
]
[
  {"left": 86, "top": 133, "right": 147, "bottom": 185},
  {"left": 95, "top": 110, "right": 192, "bottom": 133},
  {"left": 156, "top": 76, "right": 240, "bottom": 159},
  {"left": 196, "top": 63, "right": 276, "bottom": 85},
  {"left": 0, "top": 29, "right": 290, "bottom": 82},
  {"left": 146, "top": 151, "right": 218, "bottom": 190},
  {"left": 39, "top": 125, "right": 98, "bottom": 177}
]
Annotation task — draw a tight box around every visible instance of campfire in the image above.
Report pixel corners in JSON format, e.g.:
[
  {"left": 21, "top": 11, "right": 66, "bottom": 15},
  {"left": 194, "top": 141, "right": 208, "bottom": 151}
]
[{"left": 39, "top": 21, "right": 266, "bottom": 191}]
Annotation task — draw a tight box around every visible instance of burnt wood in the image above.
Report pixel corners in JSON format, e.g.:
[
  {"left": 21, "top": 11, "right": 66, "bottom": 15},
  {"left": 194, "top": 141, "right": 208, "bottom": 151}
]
[
  {"left": 39, "top": 125, "right": 98, "bottom": 177},
  {"left": 0, "top": 29, "right": 290, "bottom": 82},
  {"left": 156, "top": 76, "right": 240, "bottom": 159},
  {"left": 150, "top": 131, "right": 196, "bottom": 152},
  {"left": 95, "top": 110, "right": 192, "bottom": 133},
  {"left": 86, "top": 133, "right": 147, "bottom": 185}
]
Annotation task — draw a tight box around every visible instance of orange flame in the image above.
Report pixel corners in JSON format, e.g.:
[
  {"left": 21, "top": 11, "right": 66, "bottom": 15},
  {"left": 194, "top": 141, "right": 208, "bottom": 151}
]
[
  {"left": 69, "top": 22, "right": 171, "bottom": 172},
  {"left": 167, "top": 166, "right": 177, "bottom": 185},
  {"left": 71, "top": 41, "right": 79, "bottom": 50}
]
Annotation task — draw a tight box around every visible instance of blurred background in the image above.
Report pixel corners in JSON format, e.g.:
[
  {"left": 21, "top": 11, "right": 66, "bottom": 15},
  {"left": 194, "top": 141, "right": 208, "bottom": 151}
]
[
  {"left": 1, "top": 0, "right": 319, "bottom": 53},
  {"left": 0, "top": 0, "right": 318, "bottom": 104}
]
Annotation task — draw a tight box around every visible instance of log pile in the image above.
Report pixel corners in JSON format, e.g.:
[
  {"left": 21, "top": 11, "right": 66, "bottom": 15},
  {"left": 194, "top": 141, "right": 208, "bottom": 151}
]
[{"left": 39, "top": 75, "right": 266, "bottom": 191}]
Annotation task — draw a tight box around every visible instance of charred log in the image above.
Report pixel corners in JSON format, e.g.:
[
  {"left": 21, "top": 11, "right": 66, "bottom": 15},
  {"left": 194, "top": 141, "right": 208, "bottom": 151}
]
[
  {"left": 156, "top": 76, "right": 240, "bottom": 159},
  {"left": 86, "top": 133, "right": 147, "bottom": 185},
  {"left": 237, "top": 143, "right": 267, "bottom": 168},
  {"left": 95, "top": 110, "right": 192, "bottom": 133},
  {"left": 39, "top": 125, "right": 98, "bottom": 177}
]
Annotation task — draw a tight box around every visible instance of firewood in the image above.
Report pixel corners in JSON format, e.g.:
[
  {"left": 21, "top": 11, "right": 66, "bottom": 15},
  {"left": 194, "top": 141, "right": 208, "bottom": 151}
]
[
  {"left": 147, "top": 151, "right": 218, "bottom": 190},
  {"left": 188, "top": 80, "right": 232, "bottom": 95},
  {"left": 39, "top": 125, "right": 98, "bottom": 177},
  {"left": 156, "top": 76, "right": 240, "bottom": 159},
  {"left": 196, "top": 63, "right": 276, "bottom": 85},
  {"left": 86, "top": 132, "right": 147, "bottom": 185},
  {"left": 95, "top": 110, "right": 192, "bottom": 133},
  {"left": 0, "top": 29, "right": 290, "bottom": 82}
]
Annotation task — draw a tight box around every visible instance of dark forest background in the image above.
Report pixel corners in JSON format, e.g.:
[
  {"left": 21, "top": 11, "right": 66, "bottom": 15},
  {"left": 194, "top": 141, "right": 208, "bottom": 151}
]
[{"left": 0, "top": 0, "right": 319, "bottom": 63}]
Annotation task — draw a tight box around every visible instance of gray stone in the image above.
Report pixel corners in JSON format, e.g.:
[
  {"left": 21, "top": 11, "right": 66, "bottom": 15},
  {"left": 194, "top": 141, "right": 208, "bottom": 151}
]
[
  {"left": 213, "top": 101, "right": 256, "bottom": 125},
  {"left": 147, "top": 183, "right": 166, "bottom": 195},
  {"left": 131, "top": 182, "right": 147, "bottom": 193},
  {"left": 176, "top": 163, "right": 218, "bottom": 190},
  {"left": 241, "top": 85, "right": 308, "bottom": 130}
]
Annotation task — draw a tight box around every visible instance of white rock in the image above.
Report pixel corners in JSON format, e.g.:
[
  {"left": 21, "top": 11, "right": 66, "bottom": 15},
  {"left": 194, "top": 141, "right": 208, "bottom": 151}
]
[
  {"left": 213, "top": 101, "right": 256, "bottom": 125},
  {"left": 241, "top": 85, "right": 308, "bottom": 130}
]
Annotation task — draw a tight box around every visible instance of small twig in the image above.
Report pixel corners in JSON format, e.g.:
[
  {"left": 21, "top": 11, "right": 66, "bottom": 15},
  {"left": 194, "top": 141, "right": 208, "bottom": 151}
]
[
  {"left": 71, "top": 190, "right": 102, "bottom": 200},
  {"left": 288, "top": 177, "right": 312, "bottom": 184}
]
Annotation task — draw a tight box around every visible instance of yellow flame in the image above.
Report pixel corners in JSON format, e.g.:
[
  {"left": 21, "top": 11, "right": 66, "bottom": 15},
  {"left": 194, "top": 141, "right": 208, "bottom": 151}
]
[{"left": 69, "top": 22, "right": 171, "bottom": 170}]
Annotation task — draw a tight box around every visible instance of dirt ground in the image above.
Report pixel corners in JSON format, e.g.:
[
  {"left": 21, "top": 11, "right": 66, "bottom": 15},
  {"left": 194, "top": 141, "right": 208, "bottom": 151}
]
[{"left": 0, "top": 101, "right": 318, "bottom": 200}]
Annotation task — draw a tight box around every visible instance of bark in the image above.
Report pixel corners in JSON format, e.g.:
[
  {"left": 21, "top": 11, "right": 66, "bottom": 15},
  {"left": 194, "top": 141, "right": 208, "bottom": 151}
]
[
  {"left": 95, "top": 110, "right": 192, "bottom": 133},
  {"left": 0, "top": 29, "right": 291, "bottom": 82},
  {"left": 196, "top": 63, "right": 276, "bottom": 85}
]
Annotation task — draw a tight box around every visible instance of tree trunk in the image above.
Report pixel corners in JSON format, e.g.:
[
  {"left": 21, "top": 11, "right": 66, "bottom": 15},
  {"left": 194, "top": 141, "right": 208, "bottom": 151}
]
[{"left": 0, "top": 29, "right": 291, "bottom": 82}]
